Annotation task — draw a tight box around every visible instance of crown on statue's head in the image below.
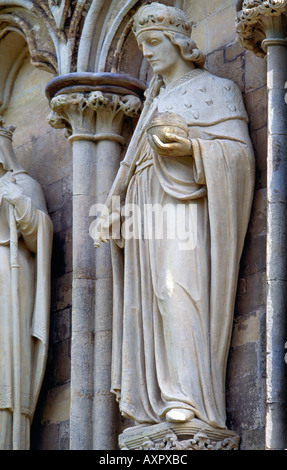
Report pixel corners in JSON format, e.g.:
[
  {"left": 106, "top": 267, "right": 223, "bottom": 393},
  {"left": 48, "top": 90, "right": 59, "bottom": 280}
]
[
  {"left": 132, "top": 2, "right": 192, "bottom": 38},
  {"left": 0, "top": 117, "right": 16, "bottom": 141}
]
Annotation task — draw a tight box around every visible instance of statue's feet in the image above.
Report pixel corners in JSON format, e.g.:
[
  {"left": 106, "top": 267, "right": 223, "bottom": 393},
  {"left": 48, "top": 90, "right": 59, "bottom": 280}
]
[{"left": 165, "top": 409, "right": 195, "bottom": 423}]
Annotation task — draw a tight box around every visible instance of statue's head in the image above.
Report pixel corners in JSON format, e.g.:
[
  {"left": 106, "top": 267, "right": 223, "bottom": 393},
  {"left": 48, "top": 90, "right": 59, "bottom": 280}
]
[
  {"left": 133, "top": 2, "right": 205, "bottom": 69},
  {"left": 0, "top": 117, "right": 21, "bottom": 172}
]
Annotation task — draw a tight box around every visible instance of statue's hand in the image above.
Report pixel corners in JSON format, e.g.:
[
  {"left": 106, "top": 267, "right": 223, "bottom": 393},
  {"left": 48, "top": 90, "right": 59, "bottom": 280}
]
[
  {"left": 2, "top": 180, "right": 25, "bottom": 206},
  {"left": 148, "top": 132, "right": 192, "bottom": 158},
  {"left": 93, "top": 212, "right": 121, "bottom": 248}
]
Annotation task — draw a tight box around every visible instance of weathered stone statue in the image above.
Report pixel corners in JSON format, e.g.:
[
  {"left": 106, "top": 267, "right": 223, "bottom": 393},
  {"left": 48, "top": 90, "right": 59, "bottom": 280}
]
[
  {"left": 93, "top": 3, "right": 255, "bottom": 449},
  {"left": 0, "top": 118, "right": 53, "bottom": 449}
]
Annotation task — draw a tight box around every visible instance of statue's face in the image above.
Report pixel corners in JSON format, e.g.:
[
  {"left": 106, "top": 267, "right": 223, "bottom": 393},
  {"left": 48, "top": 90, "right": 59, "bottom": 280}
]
[{"left": 137, "top": 30, "right": 180, "bottom": 78}]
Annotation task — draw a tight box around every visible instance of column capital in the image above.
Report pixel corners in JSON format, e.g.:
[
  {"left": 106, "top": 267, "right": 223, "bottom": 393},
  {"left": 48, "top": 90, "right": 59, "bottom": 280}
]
[
  {"left": 45, "top": 72, "right": 146, "bottom": 144},
  {"left": 236, "top": 0, "right": 287, "bottom": 56},
  {"left": 47, "top": 92, "right": 95, "bottom": 139}
]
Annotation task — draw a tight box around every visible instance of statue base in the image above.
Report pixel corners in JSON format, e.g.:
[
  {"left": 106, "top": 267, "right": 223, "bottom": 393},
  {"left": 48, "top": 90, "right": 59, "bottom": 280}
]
[{"left": 119, "top": 419, "right": 240, "bottom": 450}]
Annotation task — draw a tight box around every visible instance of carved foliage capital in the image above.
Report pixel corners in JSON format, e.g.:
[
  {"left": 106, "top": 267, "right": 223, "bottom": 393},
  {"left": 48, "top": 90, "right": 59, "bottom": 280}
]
[
  {"left": 48, "top": 91, "right": 142, "bottom": 140},
  {"left": 88, "top": 91, "right": 141, "bottom": 134},
  {"left": 236, "top": 0, "right": 287, "bottom": 56},
  {"left": 88, "top": 92, "right": 141, "bottom": 118},
  {"left": 48, "top": 93, "right": 92, "bottom": 138}
]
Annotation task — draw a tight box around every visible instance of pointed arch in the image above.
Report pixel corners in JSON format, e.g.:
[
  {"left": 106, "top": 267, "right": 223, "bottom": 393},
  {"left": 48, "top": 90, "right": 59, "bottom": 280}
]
[
  {"left": 0, "top": 30, "right": 28, "bottom": 114},
  {"left": 0, "top": 3, "right": 58, "bottom": 73}
]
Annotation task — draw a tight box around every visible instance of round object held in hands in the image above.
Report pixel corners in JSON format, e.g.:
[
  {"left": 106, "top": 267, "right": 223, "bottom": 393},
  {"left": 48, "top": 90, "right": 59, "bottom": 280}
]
[{"left": 147, "top": 112, "right": 189, "bottom": 143}]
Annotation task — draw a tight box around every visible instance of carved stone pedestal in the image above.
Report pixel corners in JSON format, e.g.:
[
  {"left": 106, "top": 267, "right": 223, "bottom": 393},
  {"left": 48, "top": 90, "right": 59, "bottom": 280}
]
[{"left": 119, "top": 420, "right": 240, "bottom": 451}]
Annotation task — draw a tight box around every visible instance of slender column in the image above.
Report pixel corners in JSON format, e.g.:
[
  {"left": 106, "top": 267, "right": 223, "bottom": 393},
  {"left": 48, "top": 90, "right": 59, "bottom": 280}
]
[
  {"left": 236, "top": 1, "right": 287, "bottom": 450},
  {"left": 46, "top": 73, "right": 145, "bottom": 450},
  {"left": 263, "top": 14, "right": 287, "bottom": 451},
  {"left": 88, "top": 91, "right": 142, "bottom": 450}
]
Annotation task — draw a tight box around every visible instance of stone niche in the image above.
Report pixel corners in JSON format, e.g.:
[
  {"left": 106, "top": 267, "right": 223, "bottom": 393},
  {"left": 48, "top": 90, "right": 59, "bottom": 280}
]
[{"left": 1, "top": 35, "right": 72, "bottom": 449}]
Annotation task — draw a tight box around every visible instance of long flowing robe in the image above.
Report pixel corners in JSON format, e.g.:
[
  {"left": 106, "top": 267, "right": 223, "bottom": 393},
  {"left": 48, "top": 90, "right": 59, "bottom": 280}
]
[
  {"left": 0, "top": 142, "right": 53, "bottom": 449},
  {"left": 110, "top": 68, "right": 255, "bottom": 429}
]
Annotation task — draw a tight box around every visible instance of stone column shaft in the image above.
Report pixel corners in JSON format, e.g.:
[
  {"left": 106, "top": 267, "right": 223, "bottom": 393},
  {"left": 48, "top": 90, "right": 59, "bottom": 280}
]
[
  {"left": 89, "top": 92, "right": 130, "bottom": 450},
  {"left": 264, "top": 15, "right": 287, "bottom": 450},
  {"left": 93, "top": 139, "right": 122, "bottom": 450},
  {"left": 237, "top": 2, "right": 287, "bottom": 449},
  {"left": 70, "top": 138, "right": 97, "bottom": 450}
]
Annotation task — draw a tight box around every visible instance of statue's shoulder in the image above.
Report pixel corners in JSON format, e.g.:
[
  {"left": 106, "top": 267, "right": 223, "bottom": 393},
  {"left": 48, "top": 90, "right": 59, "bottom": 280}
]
[
  {"left": 158, "top": 69, "right": 248, "bottom": 125},
  {"left": 14, "top": 171, "right": 48, "bottom": 212},
  {"left": 14, "top": 171, "right": 41, "bottom": 192},
  {"left": 197, "top": 69, "right": 235, "bottom": 85},
  {"left": 187, "top": 69, "right": 242, "bottom": 98}
]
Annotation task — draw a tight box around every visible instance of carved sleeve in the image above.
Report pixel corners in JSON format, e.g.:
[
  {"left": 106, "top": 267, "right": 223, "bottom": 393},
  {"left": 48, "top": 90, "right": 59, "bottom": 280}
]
[
  {"left": 191, "top": 139, "right": 206, "bottom": 185},
  {"left": 15, "top": 196, "right": 40, "bottom": 253}
]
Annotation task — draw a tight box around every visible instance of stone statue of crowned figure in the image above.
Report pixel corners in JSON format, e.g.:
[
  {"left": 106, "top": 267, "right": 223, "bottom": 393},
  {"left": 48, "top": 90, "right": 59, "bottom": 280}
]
[{"left": 93, "top": 2, "right": 255, "bottom": 450}]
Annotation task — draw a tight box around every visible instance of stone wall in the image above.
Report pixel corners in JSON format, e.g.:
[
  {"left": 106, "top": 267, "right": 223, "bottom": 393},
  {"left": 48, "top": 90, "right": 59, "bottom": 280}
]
[
  {"left": 2, "top": 0, "right": 268, "bottom": 450},
  {"left": 186, "top": 0, "right": 267, "bottom": 450}
]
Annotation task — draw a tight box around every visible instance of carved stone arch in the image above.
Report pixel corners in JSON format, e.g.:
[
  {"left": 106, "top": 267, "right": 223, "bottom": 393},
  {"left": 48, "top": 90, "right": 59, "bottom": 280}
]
[
  {"left": 0, "top": 2, "right": 58, "bottom": 114},
  {"left": 74, "top": 0, "right": 159, "bottom": 76},
  {"left": 0, "top": 1, "right": 94, "bottom": 76},
  {"left": 0, "top": 30, "right": 28, "bottom": 114},
  {"left": 103, "top": 1, "right": 151, "bottom": 81},
  {"left": 93, "top": 0, "right": 182, "bottom": 81},
  {"left": 0, "top": 5, "right": 58, "bottom": 73},
  {"left": 93, "top": 0, "right": 143, "bottom": 75}
]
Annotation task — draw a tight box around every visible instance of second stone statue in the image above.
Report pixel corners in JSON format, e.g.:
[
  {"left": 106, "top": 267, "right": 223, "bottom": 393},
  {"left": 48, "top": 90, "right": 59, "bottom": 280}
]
[{"left": 0, "top": 117, "right": 53, "bottom": 450}]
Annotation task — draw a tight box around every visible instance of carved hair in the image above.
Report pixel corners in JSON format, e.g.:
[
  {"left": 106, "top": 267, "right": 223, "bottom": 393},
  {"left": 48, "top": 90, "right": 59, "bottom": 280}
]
[{"left": 164, "top": 31, "right": 206, "bottom": 68}]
